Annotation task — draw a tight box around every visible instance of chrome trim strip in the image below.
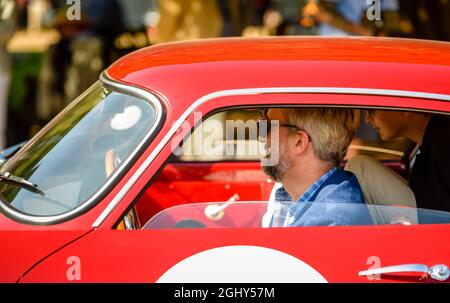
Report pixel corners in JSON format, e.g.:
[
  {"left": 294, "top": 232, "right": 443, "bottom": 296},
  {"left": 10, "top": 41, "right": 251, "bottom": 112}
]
[
  {"left": 92, "top": 86, "right": 450, "bottom": 227},
  {"left": 0, "top": 73, "right": 163, "bottom": 224}
]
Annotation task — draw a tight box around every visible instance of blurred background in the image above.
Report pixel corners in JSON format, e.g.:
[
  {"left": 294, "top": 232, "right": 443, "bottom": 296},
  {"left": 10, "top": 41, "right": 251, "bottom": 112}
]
[{"left": 0, "top": 0, "right": 449, "bottom": 149}]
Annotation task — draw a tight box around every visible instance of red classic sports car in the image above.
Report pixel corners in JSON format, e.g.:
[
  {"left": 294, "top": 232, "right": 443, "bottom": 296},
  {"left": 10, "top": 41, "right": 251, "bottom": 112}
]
[{"left": 1, "top": 37, "right": 450, "bottom": 283}]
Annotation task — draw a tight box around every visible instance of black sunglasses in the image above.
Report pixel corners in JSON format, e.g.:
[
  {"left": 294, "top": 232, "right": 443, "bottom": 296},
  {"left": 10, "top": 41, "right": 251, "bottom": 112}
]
[
  {"left": 257, "top": 112, "right": 311, "bottom": 142},
  {"left": 257, "top": 120, "right": 304, "bottom": 134}
]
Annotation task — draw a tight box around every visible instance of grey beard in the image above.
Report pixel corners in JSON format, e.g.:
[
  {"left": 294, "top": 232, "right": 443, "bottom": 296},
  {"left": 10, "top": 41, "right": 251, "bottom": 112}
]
[{"left": 262, "top": 154, "right": 290, "bottom": 182}]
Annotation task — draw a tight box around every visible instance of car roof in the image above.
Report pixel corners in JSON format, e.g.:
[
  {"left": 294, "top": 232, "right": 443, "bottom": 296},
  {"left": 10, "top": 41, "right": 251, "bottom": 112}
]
[{"left": 106, "top": 36, "right": 450, "bottom": 110}]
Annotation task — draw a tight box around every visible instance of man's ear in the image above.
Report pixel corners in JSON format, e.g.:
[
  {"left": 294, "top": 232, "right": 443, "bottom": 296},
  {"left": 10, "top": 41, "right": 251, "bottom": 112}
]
[{"left": 293, "top": 131, "right": 310, "bottom": 155}]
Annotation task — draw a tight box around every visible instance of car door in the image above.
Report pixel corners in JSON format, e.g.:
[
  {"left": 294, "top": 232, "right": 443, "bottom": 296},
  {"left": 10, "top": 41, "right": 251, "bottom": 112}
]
[
  {"left": 19, "top": 210, "right": 450, "bottom": 282},
  {"left": 20, "top": 93, "right": 450, "bottom": 282}
]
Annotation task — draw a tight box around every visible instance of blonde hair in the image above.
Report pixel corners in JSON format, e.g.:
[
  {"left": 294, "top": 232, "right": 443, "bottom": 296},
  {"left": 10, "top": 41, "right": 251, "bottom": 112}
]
[{"left": 284, "top": 108, "right": 360, "bottom": 165}]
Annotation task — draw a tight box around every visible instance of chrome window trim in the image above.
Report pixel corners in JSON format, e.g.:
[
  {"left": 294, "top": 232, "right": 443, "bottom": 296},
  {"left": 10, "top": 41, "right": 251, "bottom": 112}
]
[
  {"left": 92, "top": 85, "right": 450, "bottom": 228},
  {"left": 0, "top": 73, "right": 163, "bottom": 225}
]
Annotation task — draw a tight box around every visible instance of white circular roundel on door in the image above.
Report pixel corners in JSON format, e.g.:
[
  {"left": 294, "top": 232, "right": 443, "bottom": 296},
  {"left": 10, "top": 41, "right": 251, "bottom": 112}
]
[{"left": 157, "top": 245, "right": 327, "bottom": 283}]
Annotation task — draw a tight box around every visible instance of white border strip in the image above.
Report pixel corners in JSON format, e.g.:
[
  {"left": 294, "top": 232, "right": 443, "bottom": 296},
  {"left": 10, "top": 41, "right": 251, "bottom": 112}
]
[{"left": 92, "top": 85, "right": 450, "bottom": 228}]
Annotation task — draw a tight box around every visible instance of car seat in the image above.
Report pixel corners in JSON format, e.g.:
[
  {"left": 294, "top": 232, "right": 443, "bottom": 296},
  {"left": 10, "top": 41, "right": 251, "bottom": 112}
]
[{"left": 344, "top": 155, "right": 417, "bottom": 224}]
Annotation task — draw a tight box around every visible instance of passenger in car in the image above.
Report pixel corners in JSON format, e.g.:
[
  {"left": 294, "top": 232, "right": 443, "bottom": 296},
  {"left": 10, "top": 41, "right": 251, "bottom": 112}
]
[
  {"left": 365, "top": 110, "right": 450, "bottom": 213},
  {"left": 259, "top": 108, "right": 368, "bottom": 227}
]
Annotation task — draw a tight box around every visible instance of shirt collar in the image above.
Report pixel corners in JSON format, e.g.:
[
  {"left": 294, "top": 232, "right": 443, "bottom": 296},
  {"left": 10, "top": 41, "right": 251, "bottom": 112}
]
[
  {"left": 274, "top": 166, "right": 338, "bottom": 203},
  {"left": 272, "top": 167, "right": 338, "bottom": 227}
]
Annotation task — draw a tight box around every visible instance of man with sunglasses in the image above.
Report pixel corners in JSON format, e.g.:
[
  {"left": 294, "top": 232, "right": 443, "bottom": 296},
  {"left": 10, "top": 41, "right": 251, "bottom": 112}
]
[
  {"left": 260, "top": 108, "right": 367, "bottom": 227},
  {"left": 365, "top": 110, "right": 450, "bottom": 213}
]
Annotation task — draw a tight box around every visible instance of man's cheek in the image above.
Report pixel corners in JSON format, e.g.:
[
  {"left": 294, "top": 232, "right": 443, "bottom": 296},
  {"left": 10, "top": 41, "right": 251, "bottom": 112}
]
[
  {"left": 262, "top": 129, "right": 280, "bottom": 166},
  {"left": 262, "top": 145, "right": 280, "bottom": 166}
]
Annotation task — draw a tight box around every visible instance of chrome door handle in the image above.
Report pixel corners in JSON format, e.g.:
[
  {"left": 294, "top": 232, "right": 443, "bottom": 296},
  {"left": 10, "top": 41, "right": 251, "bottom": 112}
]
[{"left": 359, "top": 264, "right": 450, "bottom": 282}]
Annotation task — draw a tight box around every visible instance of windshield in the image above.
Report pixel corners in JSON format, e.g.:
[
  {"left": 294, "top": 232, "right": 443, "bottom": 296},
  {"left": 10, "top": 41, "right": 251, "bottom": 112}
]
[
  {"left": 142, "top": 202, "right": 450, "bottom": 229},
  {"left": 0, "top": 82, "right": 159, "bottom": 218}
]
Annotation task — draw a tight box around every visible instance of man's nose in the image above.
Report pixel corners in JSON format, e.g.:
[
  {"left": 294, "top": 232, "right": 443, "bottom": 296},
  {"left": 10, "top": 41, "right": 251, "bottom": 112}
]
[{"left": 257, "top": 120, "right": 268, "bottom": 143}]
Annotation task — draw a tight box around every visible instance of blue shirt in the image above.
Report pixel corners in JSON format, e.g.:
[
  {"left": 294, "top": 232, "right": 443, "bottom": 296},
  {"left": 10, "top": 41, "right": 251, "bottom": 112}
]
[
  {"left": 270, "top": 167, "right": 371, "bottom": 227},
  {"left": 319, "top": 0, "right": 399, "bottom": 36}
]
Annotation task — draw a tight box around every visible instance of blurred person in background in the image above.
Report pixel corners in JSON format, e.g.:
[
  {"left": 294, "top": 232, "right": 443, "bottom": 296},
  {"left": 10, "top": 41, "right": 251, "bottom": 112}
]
[
  {"left": 155, "top": 0, "right": 223, "bottom": 43},
  {"left": 118, "top": 0, "right": 155, "bottom": 34},
  {"left": 81, "top": 0, "right": 124, "bottom": 65},
  {"left": 261, "top": 0, "right": 395, "bottom": 37},
  {"left": 49, "top": 0, "right": 124, "bottom": 108},
  {"left": 268, "top": 0, "right": 319, "bottom": 35},
  {"left": 302, "top": 0, "right": 374, "bottom": 36},
  {"left": 219, "top": 0, "right": 271, "bottom": 37},
  {"left": 366, "top": 110, "right": 450, "bottom": 213},
  {"left": 49, "top": 0, "right": 87, "bottom": 109},
  {"left": 370, "top": 0, "right": 402, "bottom": 36},
  {"left": 0, "top": 0, "right": 17, "bottom": 149},
  {"left": 115, "top": 0, "right": 156, "bottom": 51},
  {"left": 299, "top": 0, "right": 402, "bottom": 36},
  {"left": 399, "top": 0, "right": 450, "bottom": 41}
]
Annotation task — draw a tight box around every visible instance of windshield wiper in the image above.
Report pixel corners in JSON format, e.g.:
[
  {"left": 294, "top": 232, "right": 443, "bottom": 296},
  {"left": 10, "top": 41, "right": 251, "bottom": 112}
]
[{"left": 0, "top": 172, "right": 44, "bottom": 196}]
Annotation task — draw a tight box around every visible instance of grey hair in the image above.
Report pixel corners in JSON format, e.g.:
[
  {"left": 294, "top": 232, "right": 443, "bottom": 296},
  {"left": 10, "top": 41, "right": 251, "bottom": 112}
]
[{"left": 284, "top": 108, "right": 360, "bottom": 165}]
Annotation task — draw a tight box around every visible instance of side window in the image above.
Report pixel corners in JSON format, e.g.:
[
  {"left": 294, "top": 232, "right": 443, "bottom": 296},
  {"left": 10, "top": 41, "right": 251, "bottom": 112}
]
[
  {"left": 117, "top": 107, "right": 448, "bottom": 230},
  {"left": 127, "top": 110, "right": 273, "bottom": 229},
  {"left": 177, "top": 110, "right": 264, "bottom": 162},
  {"left": 177, "top": 110, "right": 414, "bottom": 177},
  {"left": 176, "top": 110, "right": 414, "bottom": 165}
]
